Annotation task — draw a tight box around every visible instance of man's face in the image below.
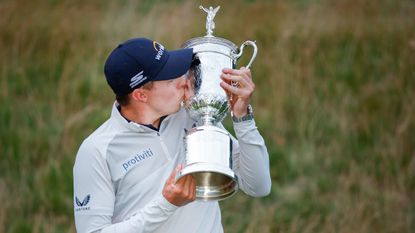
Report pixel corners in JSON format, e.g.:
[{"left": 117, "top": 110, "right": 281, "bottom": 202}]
[{"left": 146, "top": 75, "right": 187, "bottom": 116}]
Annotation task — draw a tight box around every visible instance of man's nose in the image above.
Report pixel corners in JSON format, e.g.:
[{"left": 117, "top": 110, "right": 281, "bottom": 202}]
[{"left": 176, "top": 75, "right": 187, "bottom": 89}]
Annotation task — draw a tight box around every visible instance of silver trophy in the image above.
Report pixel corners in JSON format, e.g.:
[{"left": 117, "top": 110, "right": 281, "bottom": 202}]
[{"left": 176, "top": 5, "right": 258, "bottom": 201}]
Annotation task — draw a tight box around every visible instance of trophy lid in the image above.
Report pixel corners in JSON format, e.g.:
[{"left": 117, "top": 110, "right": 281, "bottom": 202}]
[
  {"left": 182, "top": 36, "right": 237, "bottom": 51},
  {"left": 182, "top": 5, "right": 237, "bottom": 50}
]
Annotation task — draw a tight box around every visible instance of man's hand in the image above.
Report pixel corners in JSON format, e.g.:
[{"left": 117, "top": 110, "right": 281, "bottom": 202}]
[
  {"left": 220, "top": 67, "right": 255, "bottom": 117},
  {"left": 162, "top": 164, "right": 196, "bottom": 206}
]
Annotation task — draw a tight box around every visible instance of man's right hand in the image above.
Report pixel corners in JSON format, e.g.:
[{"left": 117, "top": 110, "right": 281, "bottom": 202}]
[{"left": 162, "top": 164, "right": 196, "bottom": 206}]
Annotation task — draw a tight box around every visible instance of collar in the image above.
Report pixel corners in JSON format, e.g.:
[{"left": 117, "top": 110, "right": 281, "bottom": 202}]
[
  {"left": 116, "top": 104, "right": 167, "bottom": 132},
  {"left": 111, "top": 102, "right": 174, "bottom": 133}
]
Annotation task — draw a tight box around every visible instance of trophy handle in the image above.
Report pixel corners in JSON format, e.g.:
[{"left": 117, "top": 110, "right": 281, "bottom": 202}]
[{"left": 233, "top": 40, "right": 258, "bottom": 69}]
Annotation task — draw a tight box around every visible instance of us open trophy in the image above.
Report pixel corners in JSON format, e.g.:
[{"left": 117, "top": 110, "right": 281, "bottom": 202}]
[{"left": 176, "top": 5, "right": 258, "bottom": 201}]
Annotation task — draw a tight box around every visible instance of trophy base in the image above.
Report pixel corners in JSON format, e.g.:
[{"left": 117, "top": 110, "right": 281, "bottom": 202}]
[{"left": 177, "top": 162, "right": 238, "bottom": 201}]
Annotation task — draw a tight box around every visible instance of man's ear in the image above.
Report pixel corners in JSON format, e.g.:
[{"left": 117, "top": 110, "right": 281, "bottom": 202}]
[{"left": 131, "top": 88, "right": 147, "bottom": 102}]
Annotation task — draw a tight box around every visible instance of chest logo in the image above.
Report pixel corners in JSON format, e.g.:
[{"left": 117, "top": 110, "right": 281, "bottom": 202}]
[{"left": 122, "top": 149, "right": 154, "bottom": 172}]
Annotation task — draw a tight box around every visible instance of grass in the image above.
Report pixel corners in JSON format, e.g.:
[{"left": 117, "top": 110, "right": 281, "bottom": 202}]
[{"left": 0, "top": 0, "right": 414, "bottom": 232}]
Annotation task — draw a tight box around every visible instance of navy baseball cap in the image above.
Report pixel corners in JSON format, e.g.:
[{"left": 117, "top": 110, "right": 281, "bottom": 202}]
[{"left": 104, "top": 38, "right": 193, "bottom": 96}]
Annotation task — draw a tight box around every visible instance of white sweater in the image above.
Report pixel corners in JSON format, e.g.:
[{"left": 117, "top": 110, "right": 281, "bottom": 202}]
[{"left": 73, "top": 103, "right": 271, "bottom": 233}]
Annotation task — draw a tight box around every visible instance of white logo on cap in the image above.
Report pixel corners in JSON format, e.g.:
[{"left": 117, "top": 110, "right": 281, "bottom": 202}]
[
  {"left": 130, "top": 71, "right": 147, "bottom": 88},
  {"left": 153, "top": 41, "right": 164, "bottom": 60}
]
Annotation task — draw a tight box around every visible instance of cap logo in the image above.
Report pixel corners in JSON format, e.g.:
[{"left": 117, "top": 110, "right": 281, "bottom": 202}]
[
  {"left": 130, "top": 70, "right": 147, "bottom": 88},
  {"left": 153, "top": 41, "right": 165, "bottom": 60}
]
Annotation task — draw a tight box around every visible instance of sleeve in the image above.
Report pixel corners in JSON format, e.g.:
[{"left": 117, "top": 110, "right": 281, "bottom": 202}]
[
  {"left": 73, "top": 139, "right": 178, "bottom": 233},
  {"left": 230, "top": 119, "right": 272, "bottom": 197}
]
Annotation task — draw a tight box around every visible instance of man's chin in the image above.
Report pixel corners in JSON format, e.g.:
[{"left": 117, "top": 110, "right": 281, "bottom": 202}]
[{"left": 165, "top": 103, "right": 182, "bottom": 115}]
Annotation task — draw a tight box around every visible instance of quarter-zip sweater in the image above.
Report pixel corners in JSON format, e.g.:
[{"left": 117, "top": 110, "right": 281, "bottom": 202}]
[{"left": 73, "top": 103, "right": 271, "bottom": 233}]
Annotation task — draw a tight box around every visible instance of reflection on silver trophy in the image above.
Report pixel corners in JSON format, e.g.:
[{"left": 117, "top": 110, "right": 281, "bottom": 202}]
[{"left": 176, "top": 5, "right": 258, "bottom": 201}]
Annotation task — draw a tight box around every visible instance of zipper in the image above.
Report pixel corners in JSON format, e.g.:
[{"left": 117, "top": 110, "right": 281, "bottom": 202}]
[{"left": 157, "top": 132, "right": 172, "bottom": 160}]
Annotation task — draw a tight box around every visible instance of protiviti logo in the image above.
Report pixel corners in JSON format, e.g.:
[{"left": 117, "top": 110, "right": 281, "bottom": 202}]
[
  {"left": 122, "top": 149, "right": 154, "bottom": 172},
  {"left": 153, "top": 41, "right": 164, "bottom": 60}
]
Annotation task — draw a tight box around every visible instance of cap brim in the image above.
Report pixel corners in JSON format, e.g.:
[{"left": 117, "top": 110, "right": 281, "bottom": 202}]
[{"left": 153, "top": 48, "right": 193, "bottom": 81}]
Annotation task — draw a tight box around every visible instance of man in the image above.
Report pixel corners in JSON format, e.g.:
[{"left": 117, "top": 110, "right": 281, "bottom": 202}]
[{"left": 73, "top": 38, "right": 271, "bottom": 233}]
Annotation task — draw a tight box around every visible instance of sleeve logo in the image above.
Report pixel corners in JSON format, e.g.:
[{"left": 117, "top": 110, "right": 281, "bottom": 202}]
[
  {"left": 75, "top": 194, "right": 91, "bottom": 207},
  {"left": 75, "top": 194, "right": 91, "bottom": 211}
]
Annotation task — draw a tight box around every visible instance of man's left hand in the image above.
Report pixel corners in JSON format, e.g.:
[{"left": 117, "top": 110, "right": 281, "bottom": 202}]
[{"left": 220, "top": 67, "right": 255, "bottom": 117}]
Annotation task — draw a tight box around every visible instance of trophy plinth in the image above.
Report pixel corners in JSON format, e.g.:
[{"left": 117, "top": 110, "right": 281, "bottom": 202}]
[
  {"left": 176, "top": 5, "right": 257, "bottom": 201},
  {"left": 179, "top": 125, "right": 237, "bottom": 201}
]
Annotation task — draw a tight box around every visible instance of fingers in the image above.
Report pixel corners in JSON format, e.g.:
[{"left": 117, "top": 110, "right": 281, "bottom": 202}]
[
  {"left": 176, "top": 174, "right": 196, "bottom": 199},
  {"left": 162, "top": 165, "right": 196, "bottom": 207},
  {"left": 220, "top": 72, "right": 255, "bottom": 101},
  {"left": 220, "top": 81, "right": 246, "bottom": 100},
  {"left": 166, "top": 164, "right": 182, "bottom": 185},
  {"left": 220, "top": 67, "right": 255, "bottom": 116},
  {"left": 221, "top": 67, "right": 254, "bottom": 90}
]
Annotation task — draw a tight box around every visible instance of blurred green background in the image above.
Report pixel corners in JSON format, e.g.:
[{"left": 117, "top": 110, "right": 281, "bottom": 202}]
[{"left": 1, "top": 0, "right": 414, "bottom": 232}]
